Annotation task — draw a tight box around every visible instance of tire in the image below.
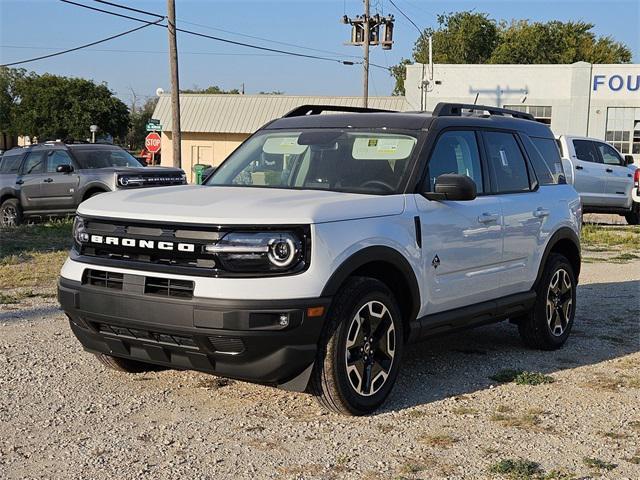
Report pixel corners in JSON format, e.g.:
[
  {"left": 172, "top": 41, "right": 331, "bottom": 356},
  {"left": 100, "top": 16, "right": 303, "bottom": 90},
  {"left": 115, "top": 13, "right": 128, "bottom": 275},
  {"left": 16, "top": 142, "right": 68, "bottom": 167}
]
[
  {"left": 309, "top": 277, "right": 404, "bottom": 415},
  {"left": 0, "top": 198, "right": 23, "bottom": 227},
  {"left": 93, "top": 353, "right": 161, "bottom": 373},
  {"left": 625, "top": 203, "right": 639, "bottom": 225},
  {"left": 518, "top": 253, "right": 576, "bottom": 350}
]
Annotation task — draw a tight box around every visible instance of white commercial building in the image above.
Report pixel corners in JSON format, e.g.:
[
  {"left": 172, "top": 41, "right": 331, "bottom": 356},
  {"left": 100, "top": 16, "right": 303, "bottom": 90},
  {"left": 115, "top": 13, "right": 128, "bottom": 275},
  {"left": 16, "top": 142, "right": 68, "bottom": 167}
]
[{"left": 405, "top": 62, "right": 640, "bottom": 160}]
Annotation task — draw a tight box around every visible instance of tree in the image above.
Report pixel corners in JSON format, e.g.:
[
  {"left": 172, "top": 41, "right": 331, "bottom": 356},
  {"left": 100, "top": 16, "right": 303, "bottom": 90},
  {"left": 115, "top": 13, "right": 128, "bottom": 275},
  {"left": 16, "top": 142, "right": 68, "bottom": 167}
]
[
  {"left": 181, "top": 85, "right": 240, "bottom": 94},
  {"left": 126, "top": 96, "right": 158, "bottom": 150},
  {"left": 390, "top": 58, "right": 412, "bottom": 96},
  {"left": 0, "top": 67, "right": 26, "bottom": 136},
  {"left": 390, "top": 11, "right": 632, "bottom": 95},
  {"left": 489, "top": 20, "right": 632, "bottom": 64},
  {"left": 9, "top": 72, "right": 129, "bottom": 141}
]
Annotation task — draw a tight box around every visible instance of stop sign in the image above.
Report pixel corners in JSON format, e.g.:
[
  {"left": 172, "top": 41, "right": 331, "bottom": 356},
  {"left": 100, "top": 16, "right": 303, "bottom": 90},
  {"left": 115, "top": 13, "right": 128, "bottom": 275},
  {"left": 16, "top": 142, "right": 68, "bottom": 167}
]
[{"left": 145, "top": 132, "right": 161, "bottom": 153}]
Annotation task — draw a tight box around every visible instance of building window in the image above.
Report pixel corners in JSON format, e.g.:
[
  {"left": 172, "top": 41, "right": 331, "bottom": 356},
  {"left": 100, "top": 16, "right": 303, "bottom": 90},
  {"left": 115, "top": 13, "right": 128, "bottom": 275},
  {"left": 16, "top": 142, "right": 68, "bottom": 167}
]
[
  {"left": 606, "top": 107, "right": 640, "bottom": 156},
  {"left": 504, "top": 105, "right": 552, "bottom": 125}
]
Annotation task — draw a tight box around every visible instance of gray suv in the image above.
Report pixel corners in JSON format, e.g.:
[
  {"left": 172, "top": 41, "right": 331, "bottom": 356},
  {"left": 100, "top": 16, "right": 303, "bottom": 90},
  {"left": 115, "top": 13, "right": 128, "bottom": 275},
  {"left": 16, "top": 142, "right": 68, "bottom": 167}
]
[{"left": 0, "top": 142, "right": 185, "bottom": 226}]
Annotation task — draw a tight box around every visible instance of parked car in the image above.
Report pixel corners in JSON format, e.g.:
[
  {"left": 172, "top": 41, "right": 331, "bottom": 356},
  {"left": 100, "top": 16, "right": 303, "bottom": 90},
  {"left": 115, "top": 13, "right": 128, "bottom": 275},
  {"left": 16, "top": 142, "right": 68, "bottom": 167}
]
[
  {"left": 556, "top": 135, "right": 638, "bottom": 224},
  {"left": 58, "top": 103, "right": 582, "bottom": 415},
  {"left": 0, "top": 142, "right": 186, "bottom": 226}
]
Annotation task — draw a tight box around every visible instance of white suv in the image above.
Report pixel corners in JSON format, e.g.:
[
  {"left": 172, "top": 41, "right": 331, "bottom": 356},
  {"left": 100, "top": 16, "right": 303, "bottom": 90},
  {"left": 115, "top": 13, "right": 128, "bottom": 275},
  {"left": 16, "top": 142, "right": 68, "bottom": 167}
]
[{"left": 58, "top": 103, "right": 582, "bottom": 415}]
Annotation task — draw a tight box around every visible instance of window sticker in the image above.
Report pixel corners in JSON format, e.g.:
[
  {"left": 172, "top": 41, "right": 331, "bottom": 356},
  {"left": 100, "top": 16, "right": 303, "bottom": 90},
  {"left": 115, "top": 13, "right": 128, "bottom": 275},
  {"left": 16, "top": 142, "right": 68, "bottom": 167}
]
[
  {"left": 499, "top": 149, "right": 509, "bottom": 167},
  {"left": 262, "top": 136, "right": 307, "bottom": 155},
  {"left": 352, "top": 135, "right": 416, "bottom": 160}
]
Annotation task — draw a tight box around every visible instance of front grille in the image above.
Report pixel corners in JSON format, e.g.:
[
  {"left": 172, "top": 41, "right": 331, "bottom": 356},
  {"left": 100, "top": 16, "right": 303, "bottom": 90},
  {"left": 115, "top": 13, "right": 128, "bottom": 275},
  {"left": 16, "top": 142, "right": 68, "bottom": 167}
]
[
  {"left": 96, "top": 323, "right": 197, "bottom": 349},
  {"left": 117, "top": 173, "right": 185, "bottom": 188},
  {"left": 83, "top": 269, "right": 124, "bottom": 290},
  {"left": 78, "top": 218, "right": 223, "bottom": 271},
  {"left": 144, "top": 277, "right": 194, "bottom": 299}
]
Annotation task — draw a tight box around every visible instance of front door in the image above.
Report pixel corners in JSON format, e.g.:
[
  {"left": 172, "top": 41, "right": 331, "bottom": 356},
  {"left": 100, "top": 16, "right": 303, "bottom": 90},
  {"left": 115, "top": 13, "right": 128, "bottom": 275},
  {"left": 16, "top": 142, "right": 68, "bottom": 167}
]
[
  {"left": 415, "top": 130, "right": 503, "bottom": 315},
  {"left": 597, "top": 142, "right": 633, "bottom": 209},
  {"left": 41, "top": 150, "right": 80, "bottom": 211}
]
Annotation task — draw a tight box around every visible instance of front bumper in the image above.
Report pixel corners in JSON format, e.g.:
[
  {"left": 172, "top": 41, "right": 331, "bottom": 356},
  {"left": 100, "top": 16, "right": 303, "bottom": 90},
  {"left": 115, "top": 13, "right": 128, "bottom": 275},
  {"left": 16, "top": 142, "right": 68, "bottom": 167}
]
[{"left": 58, "top": 276, "right": 331, "bottom": 391}]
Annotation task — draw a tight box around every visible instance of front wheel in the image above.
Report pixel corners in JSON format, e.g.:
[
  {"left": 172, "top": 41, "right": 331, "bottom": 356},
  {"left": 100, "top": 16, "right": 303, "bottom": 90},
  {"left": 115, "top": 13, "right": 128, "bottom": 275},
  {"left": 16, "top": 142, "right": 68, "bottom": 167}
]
[
  {"left": 518, "top": 253, "right": 576, "bottom": 350},
  {"left": 309, "top": 277, "right": 403, "bottom": 415}
]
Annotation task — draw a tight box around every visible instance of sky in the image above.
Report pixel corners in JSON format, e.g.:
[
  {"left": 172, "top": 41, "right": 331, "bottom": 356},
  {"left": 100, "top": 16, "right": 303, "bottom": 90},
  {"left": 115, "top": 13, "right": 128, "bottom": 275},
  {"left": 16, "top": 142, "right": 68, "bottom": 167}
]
[{"left": 1, "top": 0, "right": 638, "bottom": 107}]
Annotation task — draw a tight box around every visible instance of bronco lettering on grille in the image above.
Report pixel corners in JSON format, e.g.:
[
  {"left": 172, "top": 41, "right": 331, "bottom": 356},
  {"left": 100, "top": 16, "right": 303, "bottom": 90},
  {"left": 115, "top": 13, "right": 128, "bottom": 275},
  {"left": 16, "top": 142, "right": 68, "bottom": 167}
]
[{"left": 89, "top": 235, "right": 195, "bottom": 252}]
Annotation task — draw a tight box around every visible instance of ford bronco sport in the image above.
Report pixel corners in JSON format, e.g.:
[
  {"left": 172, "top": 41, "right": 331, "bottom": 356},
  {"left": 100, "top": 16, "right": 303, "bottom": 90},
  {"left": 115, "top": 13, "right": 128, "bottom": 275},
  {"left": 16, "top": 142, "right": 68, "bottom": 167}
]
[
  {"left": 58, "top": 103, "right": 582, "bottom": 415},
  {"left": 0, "top": 142, "right": 185, "bottom": 226}
]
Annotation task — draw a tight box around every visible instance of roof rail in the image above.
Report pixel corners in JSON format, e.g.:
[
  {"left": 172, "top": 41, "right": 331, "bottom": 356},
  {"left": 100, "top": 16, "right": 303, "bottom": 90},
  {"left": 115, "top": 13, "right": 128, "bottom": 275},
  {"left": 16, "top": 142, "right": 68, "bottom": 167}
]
[
  {"left": 282, "top": 104, "right": 395, "bottom": 118},
  {"left": 432, "top": 102, "right": 535, "bottom": 121}
]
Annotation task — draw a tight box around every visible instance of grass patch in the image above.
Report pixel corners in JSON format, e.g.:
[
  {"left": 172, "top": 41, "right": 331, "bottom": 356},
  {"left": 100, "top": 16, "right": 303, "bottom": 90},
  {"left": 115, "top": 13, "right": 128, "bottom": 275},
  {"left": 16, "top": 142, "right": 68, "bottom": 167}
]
[
  {"left": 488, "top": 458, "right": 542, "bottom": 479},
  {"left": 490, "top": 370, "right": 554, "bottom": 385},
  {"left": 451, "top": 406, "right": 477, "bottom": 415},
  {"left": 399, "top": 461, "right": 427, "bottom": 474},
  {"left": 584, "top": 373, "right": 640, "bottom": 391},
  {"left": 610, "top": 253, "right": 640, "bottom": 263},
  {"left": 0, "top": 219, "right": 72, "bottom": 290},
  {"left": 627, "top": 455, "right": 640, "bottom": 465},
  {"left": 418, "top": 432, "right": 458, "bottom": 448},
  {"left": 581, "top": 224, "right": 640, "bottom": 249},
  {"left": 490, "top": 410, "right": 542, "bottom": 430},
  {"left": 582, "top": 457, "right": 617, "bottom": 471},
  {"left": 601, "top": 431, "right": 629, "bottom": 440}
]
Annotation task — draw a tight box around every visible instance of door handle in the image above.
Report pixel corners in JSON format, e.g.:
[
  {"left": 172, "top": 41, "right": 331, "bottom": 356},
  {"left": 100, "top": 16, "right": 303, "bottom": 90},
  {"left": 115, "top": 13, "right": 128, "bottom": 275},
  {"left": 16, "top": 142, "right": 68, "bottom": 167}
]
[
  {"left": 477, "top": 212, "right": 499, "bottom": 224},
  {"left": 605, "top": 168, "right": 613, "bottom": 173},
  {"left": 15, "top": 179, "right": 24, "bottom": 185},
  {"left": 533, "top": 207, "right": 550, "bottom": 218},
  {"left": 43, "top": 178, "right": 54, "bottom": 183},
  {"left": 575, "top": 165, "right": 584, "bottom": 170}
]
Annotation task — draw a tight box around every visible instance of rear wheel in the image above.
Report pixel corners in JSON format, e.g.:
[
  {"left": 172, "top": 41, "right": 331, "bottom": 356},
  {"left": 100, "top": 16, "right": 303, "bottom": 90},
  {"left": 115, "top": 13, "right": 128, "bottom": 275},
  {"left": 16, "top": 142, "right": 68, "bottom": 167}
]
[
  {"left": 0, "top": 198, "right": 23, "bottom": 227},
  {"left": 518, "top": 253, "right": 576, "bottom": 350},
  {"left": 94, "top": 353, "right": 162, "bottom": 373},
  {"left": 625, "top": 203, "right": 639, "bottom": 225},
  {"left": 309, "top": 277, "right": 403, "bottom": 415}
]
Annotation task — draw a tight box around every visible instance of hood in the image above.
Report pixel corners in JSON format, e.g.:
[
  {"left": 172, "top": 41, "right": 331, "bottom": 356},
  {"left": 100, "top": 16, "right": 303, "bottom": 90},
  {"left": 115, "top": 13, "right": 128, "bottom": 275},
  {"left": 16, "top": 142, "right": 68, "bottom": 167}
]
[
  {"left": 78, "top": 166, "right": 183, "bottom": 174},
  {"left": 77, "top": 185, "right": 405, "bottom": 225}
]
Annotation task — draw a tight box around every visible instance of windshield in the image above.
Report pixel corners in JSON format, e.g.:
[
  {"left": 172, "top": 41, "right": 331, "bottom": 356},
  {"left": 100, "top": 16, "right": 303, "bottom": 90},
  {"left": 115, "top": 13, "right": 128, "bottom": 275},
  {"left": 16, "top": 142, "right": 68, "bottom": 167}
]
[
  {"left": 72, "top": 147, "right": 143, "bottom": 169},
  {"left": 206, "top": 129, "right": 419, "bottom": 195}
]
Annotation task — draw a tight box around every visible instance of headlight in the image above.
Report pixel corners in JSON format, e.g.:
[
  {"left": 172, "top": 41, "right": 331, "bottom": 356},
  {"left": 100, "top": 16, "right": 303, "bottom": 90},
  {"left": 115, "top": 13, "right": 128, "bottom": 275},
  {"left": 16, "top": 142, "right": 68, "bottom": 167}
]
[
  {"left": 205, "top": 231, "right": 305, "bottom": 273},
  {"left": 73, "top": 216, "right": 89, "bottom": 245}
]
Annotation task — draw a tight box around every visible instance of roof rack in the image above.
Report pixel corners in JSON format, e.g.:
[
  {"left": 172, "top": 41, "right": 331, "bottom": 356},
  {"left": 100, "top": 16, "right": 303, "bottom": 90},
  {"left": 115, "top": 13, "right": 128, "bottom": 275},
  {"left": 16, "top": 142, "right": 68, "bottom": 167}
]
[
  {"left": 432, "top": 102, "right": 535, "bottom": 121},
  {"left": 282, "top": 104, "right": 395, "bottom": 118}
]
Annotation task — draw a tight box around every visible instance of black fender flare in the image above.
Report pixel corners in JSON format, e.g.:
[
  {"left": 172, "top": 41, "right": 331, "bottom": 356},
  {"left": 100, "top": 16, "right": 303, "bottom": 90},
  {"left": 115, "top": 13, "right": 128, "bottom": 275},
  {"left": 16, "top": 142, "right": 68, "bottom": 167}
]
[
  {"left": 534, "top": 227, "right": 581, "bottom": 288},
  {"left": 79, "top": 181, "right": 111, "bottom": 200},
  {"left": 321, "top": 245, "right": 421, "bottom": 321}
]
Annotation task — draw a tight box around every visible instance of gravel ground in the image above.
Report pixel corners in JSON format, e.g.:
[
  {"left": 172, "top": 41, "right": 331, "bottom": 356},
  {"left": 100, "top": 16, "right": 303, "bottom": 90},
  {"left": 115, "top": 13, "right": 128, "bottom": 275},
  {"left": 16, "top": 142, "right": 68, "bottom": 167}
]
[{"left": 1, "top": 258, "right": 639, "bottom": 479}]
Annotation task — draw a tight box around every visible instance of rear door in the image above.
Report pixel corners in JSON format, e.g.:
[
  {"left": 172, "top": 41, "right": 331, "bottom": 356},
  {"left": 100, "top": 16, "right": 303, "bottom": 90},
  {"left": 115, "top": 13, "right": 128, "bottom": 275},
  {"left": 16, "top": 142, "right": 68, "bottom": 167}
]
[
  {"left": 18, "top": 150, "right": 48, "bottom": 209},
  {"left": 596, "top": 142, "right": 633, "bottom": 209},
  {"left": 481, "top": 130, "right": 541, "bottom": 294},
  {"left": 415, "top": 129, "right": 504, "bottom": 314},
  {"left": 40, "top": 149, "right": 81, "bottom": 211},
  {"left": 571, "top": 139, "right": 607, "bottom": 207}
]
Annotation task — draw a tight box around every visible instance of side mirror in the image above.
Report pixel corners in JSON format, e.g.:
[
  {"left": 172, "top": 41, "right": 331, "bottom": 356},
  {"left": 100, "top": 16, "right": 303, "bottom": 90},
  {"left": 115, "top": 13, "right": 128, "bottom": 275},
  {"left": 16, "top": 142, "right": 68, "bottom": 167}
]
[
  {"left": 202, "top": 166, "right": 217, "bottom": 183},
  {"left": 56, "top": 164, "right": 74, "bottom": 173},
  {"left": 624, "top": 155, "right": 634, "bottom": 166},
  {"left": 424, "top": 174, "right": 477, "bottom": 201}
]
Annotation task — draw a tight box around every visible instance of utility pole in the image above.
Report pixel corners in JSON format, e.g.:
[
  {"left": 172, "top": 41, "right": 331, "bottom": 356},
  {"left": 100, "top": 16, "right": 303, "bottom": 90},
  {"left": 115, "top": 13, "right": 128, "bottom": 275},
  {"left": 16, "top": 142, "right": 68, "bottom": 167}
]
[
  {"left": 342, "top": 7, "right": 394, "bottom": 108},
  {"left": 167, "top": 0, "right": 181, "bottom": 168},
  {"left": 362, "top": 0, "right": 370, "bottom": 108}
]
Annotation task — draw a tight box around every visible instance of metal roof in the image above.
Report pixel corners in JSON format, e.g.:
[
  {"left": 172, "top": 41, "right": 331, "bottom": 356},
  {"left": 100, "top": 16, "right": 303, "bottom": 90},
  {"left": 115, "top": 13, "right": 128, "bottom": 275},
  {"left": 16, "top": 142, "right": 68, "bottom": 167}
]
[{"left": 152, "top": 94, "right": 409, "bottom": 134}]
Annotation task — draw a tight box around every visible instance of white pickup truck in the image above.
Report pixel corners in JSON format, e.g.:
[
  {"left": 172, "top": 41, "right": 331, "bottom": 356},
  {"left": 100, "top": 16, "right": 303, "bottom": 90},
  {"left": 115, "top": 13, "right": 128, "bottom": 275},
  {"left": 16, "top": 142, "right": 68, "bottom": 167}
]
[{"left": 556, "top": 135, "right": 638, "bottom": 224}]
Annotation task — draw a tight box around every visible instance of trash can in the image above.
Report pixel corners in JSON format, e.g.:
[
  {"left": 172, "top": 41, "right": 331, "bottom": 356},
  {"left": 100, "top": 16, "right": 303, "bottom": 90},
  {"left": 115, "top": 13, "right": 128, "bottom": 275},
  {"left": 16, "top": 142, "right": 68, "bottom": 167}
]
[{"left": 192, "top": 163, "right": 211, "bottom": 185}]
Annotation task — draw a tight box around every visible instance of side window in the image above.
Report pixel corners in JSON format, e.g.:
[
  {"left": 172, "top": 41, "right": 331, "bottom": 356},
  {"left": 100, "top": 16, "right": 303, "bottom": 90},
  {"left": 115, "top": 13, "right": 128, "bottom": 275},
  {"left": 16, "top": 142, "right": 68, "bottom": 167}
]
[
  {"left": 21, "top": 151, "right": 46, "bottom": 175},
  {"left": 483, "top": 131, "right": 531, "bottom": 193},
  {"left": 573, "top": 140, "right": 600, "bottom": 163},
  {"left": 47, "top": 150, "right": 74, "bottom": 173},
  {"left": 427, "top": 131, "right": 483, "bottom": 193},
  {"left": 0, "top": 154, "right": 23, "bottom": 173},
  {"left": 597, "top": 143, "right": 623, "bottom": 166},
  {"left": 526, "top": 136, "right": 566, "bottom": 185}
]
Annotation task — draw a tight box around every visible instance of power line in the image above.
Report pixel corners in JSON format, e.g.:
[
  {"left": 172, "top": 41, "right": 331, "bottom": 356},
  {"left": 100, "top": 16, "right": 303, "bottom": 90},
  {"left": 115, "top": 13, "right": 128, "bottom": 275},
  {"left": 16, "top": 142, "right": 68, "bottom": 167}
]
[
  {"left": 0, "top": 45, "right": 288, "bottom": 57},
  {"left": 0, "top": 18, "right": 162, "bottom": 67},
  {"left": 93, "top": 0, "right": 163, "bottom": 19},
  {"left": 60, "top": 0, "right": 355, "bottom": 65},
  {"left": 387, "top": 0, "right": 423, "bottom": 35}
]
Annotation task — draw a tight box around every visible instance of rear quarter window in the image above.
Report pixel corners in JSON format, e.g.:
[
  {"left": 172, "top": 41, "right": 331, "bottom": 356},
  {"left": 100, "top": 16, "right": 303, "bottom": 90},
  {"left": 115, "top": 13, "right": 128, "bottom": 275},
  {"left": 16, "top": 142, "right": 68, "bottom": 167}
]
[
  {"left": 0, "top": 153, "right": 23, "bottom": 173},
  {"left": 524, "top": 136, "right": 566, "bottom": 185}
]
